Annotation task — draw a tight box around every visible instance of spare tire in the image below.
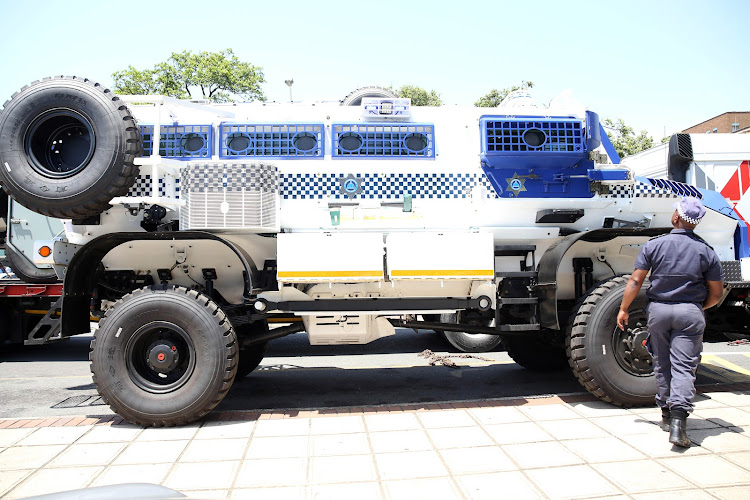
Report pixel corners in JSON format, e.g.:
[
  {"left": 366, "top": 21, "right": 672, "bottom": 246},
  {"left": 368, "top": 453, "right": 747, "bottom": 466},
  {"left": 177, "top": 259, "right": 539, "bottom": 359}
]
[
  {"left": 341, "top": 86, "right": 398, "bottom": 106},
  {"left": 0, "top": 76, "right": 140, "bottom": 218}
]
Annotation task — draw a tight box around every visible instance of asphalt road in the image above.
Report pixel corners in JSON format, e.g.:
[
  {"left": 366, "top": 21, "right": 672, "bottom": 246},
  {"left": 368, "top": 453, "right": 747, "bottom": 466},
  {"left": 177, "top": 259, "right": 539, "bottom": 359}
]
[{"left": 1, "top": 329, "right": 749, "bottom": 420}]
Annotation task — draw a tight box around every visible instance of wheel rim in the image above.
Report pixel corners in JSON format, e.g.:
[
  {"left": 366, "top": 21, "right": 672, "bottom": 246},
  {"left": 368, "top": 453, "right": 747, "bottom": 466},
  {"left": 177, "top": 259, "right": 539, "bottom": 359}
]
[
  {"left": 612, "top": 312, "right": 653, "bottom": 376},
  {"left": 25, "top": 109, "right": 95, "bottom": 178},
  {"left": 125, "top": 321, "right": 196, "bottom": 393}
]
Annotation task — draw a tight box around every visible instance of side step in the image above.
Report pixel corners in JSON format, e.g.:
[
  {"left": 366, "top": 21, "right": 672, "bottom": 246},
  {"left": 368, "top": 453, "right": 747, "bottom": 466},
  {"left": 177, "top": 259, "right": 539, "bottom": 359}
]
[{"left": 24, "top": 297, "right": 63, "bottom": 345}]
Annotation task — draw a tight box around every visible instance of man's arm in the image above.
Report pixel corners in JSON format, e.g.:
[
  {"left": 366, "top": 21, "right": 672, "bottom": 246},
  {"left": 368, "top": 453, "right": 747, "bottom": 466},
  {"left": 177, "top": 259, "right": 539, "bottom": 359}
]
[
  {"left": 704, "top": 280, "right": 723, "bottom": 310},
  {"left": 617, "top": 269, "right": 649, "bottom": 331}
]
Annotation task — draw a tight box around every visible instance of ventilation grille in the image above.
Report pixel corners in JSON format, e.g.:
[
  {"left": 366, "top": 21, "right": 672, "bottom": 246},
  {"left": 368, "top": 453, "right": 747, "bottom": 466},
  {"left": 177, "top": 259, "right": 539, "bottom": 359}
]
[
  {"left": 675, "top": 133, "right": 694, "bottom": 159},
  {"left": 179, "top": 163, "right": 278, "bottom": 230},
  {"left": 140, "top": 125, "right": 212, "bottom": 159},
  {"left": 219, "top": 123, "right": 324, "bottom": 159},
  {"left": 332, "top": 123, "right": 435, "bottom": 158},
  {"left": 482, "top": 117, "right": 584, "bottom": 154}
]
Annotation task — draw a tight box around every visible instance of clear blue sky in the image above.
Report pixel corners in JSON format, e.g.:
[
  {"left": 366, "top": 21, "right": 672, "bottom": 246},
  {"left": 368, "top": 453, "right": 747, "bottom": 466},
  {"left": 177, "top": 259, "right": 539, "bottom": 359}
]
[{"left": 0, "top": 0, "right": 747, "bottom": 140}]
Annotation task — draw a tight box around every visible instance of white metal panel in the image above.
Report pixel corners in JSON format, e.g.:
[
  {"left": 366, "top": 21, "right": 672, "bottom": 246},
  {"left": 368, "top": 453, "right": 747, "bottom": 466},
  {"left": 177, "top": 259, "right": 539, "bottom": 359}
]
[
  {"left": 277, "top": 232, "right": 384, "bottom": 282},
  {"left": 386, "top": 232, "right": 494, "bottom": 279}
]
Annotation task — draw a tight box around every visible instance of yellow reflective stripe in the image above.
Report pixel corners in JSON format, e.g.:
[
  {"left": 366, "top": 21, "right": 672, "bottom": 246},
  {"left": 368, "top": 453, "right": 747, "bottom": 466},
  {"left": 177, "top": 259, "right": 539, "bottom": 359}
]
[
  {"left": 391, "top": 269, "right": 494, "bottom": 277},
  {"left": 702, "top": 354, "right": 750, "bottom": 378},
  {"left": 277, "top": 270, "right": 383, "bottom": 278},
  {"left": 23, "top": 310, "right": 98, "bottom": 321},
  {"left": 268, "top": 317, "right": 303, "bottom": 323}
]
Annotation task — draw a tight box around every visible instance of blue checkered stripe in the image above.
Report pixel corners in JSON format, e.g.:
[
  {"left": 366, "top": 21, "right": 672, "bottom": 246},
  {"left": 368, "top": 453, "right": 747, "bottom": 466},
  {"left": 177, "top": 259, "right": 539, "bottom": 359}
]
[
  {"left": 180, "top": 163, "right": 279, "bottom": 194},
  {"left": 605, "top": 184, "right": 633, "bottom": 198},
  {"left": 280, "top": 172, "right": 500, "bottom": 199},
  {"left": 126, "top": 175, "right": 181, "bottom": 198},
  {"left": 606, "top": 179, "right": 700, "bottom": 199},
  {"left": 127, "top": 175, "right": 152, "bottom": 197}
]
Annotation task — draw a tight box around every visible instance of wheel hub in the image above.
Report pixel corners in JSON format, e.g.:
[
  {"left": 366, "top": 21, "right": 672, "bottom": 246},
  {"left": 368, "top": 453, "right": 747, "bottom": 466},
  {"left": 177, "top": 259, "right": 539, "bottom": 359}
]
[
  {"left": 631, "top": 328, "right": 651, "bottom": 359},
  {"left": 146, "top": 341, "right": 179, "bottom": 373},
  {"left": 614, "top": 318, "right": 654, "bottom": 376},
  {"left": 25, "top": 109, "right": 95, "bottom": 178},
  {"left": 125, "top": 321, "right": 195, "bottom": 393}
]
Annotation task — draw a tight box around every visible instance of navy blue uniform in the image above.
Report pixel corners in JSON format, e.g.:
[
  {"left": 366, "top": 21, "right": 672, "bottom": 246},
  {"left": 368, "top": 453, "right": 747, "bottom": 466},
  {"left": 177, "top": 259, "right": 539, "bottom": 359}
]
[{"left": 635, "top": 229, "right": 723, "bottom": 412}]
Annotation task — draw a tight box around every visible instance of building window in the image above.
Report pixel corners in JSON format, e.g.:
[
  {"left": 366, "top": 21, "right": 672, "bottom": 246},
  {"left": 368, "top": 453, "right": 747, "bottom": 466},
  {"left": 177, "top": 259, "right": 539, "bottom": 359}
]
[{"left": 733, "top": 123, "right": 740, "bottom": 132}]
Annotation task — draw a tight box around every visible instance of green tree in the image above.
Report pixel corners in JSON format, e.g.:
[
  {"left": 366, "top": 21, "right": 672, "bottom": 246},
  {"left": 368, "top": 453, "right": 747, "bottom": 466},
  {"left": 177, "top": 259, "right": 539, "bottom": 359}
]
[
  {"left": 474, "top": 81, "right": 534, "bottom": 107},
  {"left": 112, "top": 49, "right": 265, "bottom": 102},
  {"left": 603, "top": 118, "right": 655, "bottom": 158},
  {"left": 394, "top": 85, "right": 442, "bottom": 106}
]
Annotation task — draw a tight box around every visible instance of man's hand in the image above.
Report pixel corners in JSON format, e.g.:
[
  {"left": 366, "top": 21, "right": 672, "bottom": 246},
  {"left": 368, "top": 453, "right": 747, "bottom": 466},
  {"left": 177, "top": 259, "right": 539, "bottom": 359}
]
[{"left": 617, "top": 309, "right": 629, "bottom": 331}]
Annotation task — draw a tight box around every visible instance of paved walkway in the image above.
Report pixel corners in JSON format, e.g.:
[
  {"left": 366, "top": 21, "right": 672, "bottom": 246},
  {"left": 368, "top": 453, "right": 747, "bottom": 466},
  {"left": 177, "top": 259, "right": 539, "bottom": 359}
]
[{"left": 1, "top": 386, "right": 750, "bottom": 499}]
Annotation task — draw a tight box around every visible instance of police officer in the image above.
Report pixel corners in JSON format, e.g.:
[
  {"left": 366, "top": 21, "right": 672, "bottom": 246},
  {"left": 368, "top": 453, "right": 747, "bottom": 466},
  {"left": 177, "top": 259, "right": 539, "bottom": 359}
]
[{"left": 617, "top": 197, "right": 723, "bottom": 448}]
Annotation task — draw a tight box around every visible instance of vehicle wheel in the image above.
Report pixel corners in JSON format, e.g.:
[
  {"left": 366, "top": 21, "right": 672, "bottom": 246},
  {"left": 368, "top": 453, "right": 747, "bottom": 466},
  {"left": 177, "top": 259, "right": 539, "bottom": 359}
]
[
  {"left": 341, "top": 86, "right": 398, "bottom": 106},
  {"left": 4, "top": 244, "right": 58, "bottom": 284},
  {"left": 505, "top": 336, "right": 568, "bottom": 371},
  {"left": 0, "top": 76, "right": 140, "bottom": 218},
  {"left": 90, "top": 285, "right": 237, "bottom": 427},
  {"left": 235, "top": 321, "right": 269, "bottom": 378},
  {"left": 440, "top": 312, "right": 503, "bottom": 353},
  {"left": 567, "top": 275, "right": 656, "bottom": 406}
]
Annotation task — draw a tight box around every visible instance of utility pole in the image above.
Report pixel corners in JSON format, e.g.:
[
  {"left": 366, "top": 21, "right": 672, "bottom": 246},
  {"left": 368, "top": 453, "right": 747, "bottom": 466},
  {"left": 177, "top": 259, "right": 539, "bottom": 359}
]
[{"left": 285, "top": 79, "right": 294, "bottom": 102}]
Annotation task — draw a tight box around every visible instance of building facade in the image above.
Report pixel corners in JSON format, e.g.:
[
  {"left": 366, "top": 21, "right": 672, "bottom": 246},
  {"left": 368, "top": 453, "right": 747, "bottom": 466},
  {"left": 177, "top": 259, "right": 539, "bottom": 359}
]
[{"left": 683, "top": 112, "right": 750, "bottom": 134}]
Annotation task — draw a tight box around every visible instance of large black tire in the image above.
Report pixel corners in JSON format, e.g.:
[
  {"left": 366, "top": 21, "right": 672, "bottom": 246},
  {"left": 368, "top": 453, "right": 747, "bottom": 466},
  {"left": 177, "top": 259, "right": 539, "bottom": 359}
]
[
  {"left": 0, "top": 76, "right": 140, "bottom": 218},
  {"left": 4, "top": 244, "right": 58, "bottom": 284},
  {"left": 440, "top": 312, "right": 503, "bottom": 353},
  {"left": 567, "top": 275, "right": 656, "bottom": 406},
  {"left": 90, "top": 285, "right": 238, "bottom": 427},
  {"left": 235, "top": 321, "right": 269, "bottom": 378},
  {"left": 341, "top": 86, "right": 398, "bottom": 106},
  {"left": 505, "top": 336, "right": 568, "bottom": 371}
]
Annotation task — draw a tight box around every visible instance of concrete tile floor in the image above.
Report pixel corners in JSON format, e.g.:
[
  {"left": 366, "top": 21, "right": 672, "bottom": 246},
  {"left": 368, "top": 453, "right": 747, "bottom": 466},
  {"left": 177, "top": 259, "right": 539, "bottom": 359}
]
[{"left": 1, "top": 388, "right": 750, "bottom": 499}]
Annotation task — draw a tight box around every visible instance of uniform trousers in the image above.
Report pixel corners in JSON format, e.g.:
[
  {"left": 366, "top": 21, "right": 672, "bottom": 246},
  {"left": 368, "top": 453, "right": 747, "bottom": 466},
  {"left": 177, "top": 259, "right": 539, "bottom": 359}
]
[{"left": 646, "top": 301, "right": 705, "bottom": 413}]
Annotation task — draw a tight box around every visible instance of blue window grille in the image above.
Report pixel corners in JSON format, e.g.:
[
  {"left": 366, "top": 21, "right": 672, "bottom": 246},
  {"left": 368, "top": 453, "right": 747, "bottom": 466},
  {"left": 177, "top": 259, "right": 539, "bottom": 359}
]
[
  {"left": 332, "top": 123, "right": 435, "bottom": 158},
  {"left": 482, "top": 117, "right": 583, "bottom": 154},
  {"left": 139, "top": 124, "right": 212, "bottom": 159},
  {"left": 218, "top": 123, "right": 324, "bottom": 159}
]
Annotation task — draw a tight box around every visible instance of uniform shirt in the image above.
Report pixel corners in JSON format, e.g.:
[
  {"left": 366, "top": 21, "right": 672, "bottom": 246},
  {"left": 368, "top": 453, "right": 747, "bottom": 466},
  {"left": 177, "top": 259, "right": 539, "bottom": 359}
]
[{"left": 634, "top": 229, "right": 723, "bottom": 303}]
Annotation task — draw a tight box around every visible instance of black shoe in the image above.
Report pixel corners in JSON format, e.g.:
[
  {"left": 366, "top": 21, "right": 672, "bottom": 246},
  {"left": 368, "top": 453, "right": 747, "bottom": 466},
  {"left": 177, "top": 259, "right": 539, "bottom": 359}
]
[
  {"left": 660, "top": 408, "right": 670, "bottom": 432},
  {"left": 669, "top": 409, "right": 691, "bottom": 447}
]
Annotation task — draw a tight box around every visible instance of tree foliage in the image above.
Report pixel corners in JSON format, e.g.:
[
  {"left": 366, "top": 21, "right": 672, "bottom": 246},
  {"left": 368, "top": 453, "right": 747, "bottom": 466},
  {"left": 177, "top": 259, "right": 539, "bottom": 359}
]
[
  {"left": 112, "top": 49, "right": 265, "bottom": 102},
  {"left": 602, "top": 118, "right": 655, "bottom": 159},
  {"left": 394, "top": 85, "right": 442, "bottom": 106},
  {"left": 474, "top": 81, "right": 534, "bottom": 107}
]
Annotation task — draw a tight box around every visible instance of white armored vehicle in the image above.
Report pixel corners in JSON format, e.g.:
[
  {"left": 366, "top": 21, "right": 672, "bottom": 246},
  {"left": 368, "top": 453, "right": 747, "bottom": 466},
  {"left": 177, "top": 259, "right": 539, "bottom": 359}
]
[{"left": 1, "top": 76, "right": 748, "bottom": 426}]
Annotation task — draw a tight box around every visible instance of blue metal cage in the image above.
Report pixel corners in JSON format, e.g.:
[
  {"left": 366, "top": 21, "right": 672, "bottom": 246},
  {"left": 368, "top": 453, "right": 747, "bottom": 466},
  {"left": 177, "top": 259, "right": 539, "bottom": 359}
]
[
  {"left": 218, "top": 123, "right": 324, "bottom": 159},
  {"left": 478, "top": 115, "right": 594, "bottom": 198},
  {"left": 482, "top": 117, "right": 584, "bottom": 155},
  {"left": 332, "top": 123, "right": 435, "bottom": 158},
  {"left": 139, "top": 124, "right": 213, "bottom": 159}
]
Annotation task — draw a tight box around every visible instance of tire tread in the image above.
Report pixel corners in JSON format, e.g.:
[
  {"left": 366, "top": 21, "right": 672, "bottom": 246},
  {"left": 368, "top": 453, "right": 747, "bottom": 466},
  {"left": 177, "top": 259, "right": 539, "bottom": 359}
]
[{"left": 91, "top": 285, "right": 237, "bottom": 427}]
